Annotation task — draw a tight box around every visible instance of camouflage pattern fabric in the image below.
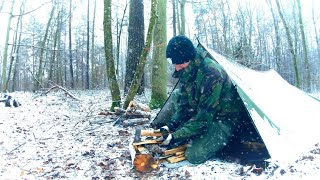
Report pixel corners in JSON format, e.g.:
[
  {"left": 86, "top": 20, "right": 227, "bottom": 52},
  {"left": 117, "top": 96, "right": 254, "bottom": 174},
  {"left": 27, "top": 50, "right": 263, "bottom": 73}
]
[{"left": 152, "top": 46, "right": 247, "bottom": 164}]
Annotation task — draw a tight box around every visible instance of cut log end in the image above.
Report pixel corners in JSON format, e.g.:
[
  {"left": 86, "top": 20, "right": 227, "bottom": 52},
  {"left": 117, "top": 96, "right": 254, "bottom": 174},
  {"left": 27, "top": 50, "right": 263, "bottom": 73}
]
[{"left": 133, "top": 154, "right": 158, "bottom": 173}]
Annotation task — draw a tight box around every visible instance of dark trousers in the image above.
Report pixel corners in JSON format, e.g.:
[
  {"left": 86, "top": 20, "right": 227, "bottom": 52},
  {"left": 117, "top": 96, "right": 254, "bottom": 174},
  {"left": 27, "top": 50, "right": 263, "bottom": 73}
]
[{"left": 151, "top": 89, "right": 244, "bottom": 164}]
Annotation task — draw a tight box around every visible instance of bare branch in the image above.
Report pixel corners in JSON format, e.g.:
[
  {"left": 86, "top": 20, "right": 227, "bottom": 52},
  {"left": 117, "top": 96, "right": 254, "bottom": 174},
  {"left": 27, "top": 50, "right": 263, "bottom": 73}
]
[{"left": 12, "top": 1, "right": 51, "bottom": 17}]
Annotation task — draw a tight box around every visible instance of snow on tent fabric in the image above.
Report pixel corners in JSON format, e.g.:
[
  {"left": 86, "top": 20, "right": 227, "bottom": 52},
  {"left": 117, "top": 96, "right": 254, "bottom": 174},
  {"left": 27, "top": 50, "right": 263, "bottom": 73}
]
[
  {"left": 153, "top": 42, "right": 320, "bottom": 164},
  {"left": 200, "top": 43, "right": 320, "bottom": 163}
]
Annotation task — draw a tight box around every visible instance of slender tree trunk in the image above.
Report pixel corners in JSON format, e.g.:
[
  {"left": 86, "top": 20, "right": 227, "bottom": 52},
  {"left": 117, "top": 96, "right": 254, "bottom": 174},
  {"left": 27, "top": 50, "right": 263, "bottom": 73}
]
[
  {"left": 296, "top": 0, "right": 310, "bottom": 91},
  {"left": 275, "top": 0, "right": 300, "bottom": 88},
  {"left": 104, "top": 0, "right": 121, "bottom": 111},
  {"left": 35, "top": 4, "right": 56, "bottom": 90},
  {"left": 91, "top": 0, "right": 96, "bottom": 88},
  {"left": 57, "top": 11, "right": 63, "bottom": 86},
  {"left": 179, "top": 0, "right": 186, "bottom": 35},
  {"left": 312, "top": 1, "right": 320, "bottom": 72},
  {"left": 8, "top": 0, "right": 25, "bottom": 91},
  {"left": 12, "top": 1, "right": 25, "bottom": 91},
  {"left": 116, "top": 3, "right": 128, "bottom": 78},
  {"left": 0, "top": 0, "right": 4, "bottom": 12},
  {"left": 172, "top": 0, "right": 177, "bottom": 36},
  {"left": 1, "top": 0, "right": 15, "bottom": 92},
  {"left": 81, "top": 31, "right": 85, "bottom": 89},
  {"left": 150, "top": 0, "right": 167, "bottom": 109},
  {"left": 49, "top": 6, "right": 61, "bottom": 83},
  {"left": 266, "top": 0, "right": 281, "bottom": 72},
  {"left": 86, "top": 0, "right": 90, "bottom": 89},
  {"left": 123, "top": 0, "right": 158, "bottom": 109},
  {"left": 69, "top": 0, "right": 75, "bottom": 88},
  {"left": 49, "top": 27, "right": 58, "bottom": 82},
  {"left": 176, "top": 0, "right": 180, "bottom": 35},
  {"left": 221, "top": 2, "right": 228, "bottom": 53}
]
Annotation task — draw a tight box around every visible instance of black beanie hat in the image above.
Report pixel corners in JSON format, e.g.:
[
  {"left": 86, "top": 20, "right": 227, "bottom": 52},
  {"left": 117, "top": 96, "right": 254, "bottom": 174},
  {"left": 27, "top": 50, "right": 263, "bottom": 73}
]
[{"left": 166, "top": 35, "right": 196, "bottom": 64}]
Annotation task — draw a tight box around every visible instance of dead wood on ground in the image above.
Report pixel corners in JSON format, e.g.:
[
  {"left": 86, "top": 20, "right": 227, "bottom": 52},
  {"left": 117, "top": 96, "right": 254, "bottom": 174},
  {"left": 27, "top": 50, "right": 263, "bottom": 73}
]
[{"left": 43, "top": 85, "right": 80, "bottom": 101}]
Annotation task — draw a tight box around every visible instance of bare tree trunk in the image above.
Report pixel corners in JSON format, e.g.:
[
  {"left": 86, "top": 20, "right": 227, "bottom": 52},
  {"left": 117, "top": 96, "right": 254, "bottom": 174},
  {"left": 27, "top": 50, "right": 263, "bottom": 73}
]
[
  {"left": 172, "top": 0, "right": 177, "bottom": 36},
  {"left": 266, "top": 0, "right": 281, "bottom": 72},
  {"left": 150, "top": 0, "right": 167, "bottom": 109},
  {"left": 312, "top": 1, "right": 320, "bottom": 74},
  {"left": 86, "top": 0, "right": 90, "bottom": 89},
  {"left": 176, "top": 0, "right": 180, "bottom": 35},
  {"left": 35, "top": 4, "right": 56, "bottom": 90},
  {"left": 179, "top": 0, "right": 186, "bottom": 35},
  {"left": 104, "top": 0, "right": 121, "bottom": 111},
  {"left": 275, "top": 0, "right": 300, "bottom": 88},
  {"left": 81, "top": 31, "right": 85, "bottom": 89},
  {"left": 221, "top": 2, "right": 228, "bottom": 54},
  {"left": 1, "top": 0, "right": 15, "bottom": 92},
  {"left": 7, "top": 1, "right": 23, "bottom": 91},
  {"left": 123, "top": 0, "right": 158, "bottom": 109},
  {"left": 69, "top": 0, "right": 75, "bottom": 88},
  {"left": 116, "top": 3, "right": 128, "bottom": 78},
  {"left": 296, "top": 0, "right": 310, "bottom": 91},
  {"left": 12, "top": 1, "right": 25, "bottom": 91},
  {"left": 49, "top": 4, "right": 61, "bottom": 84},
  {"left": 91, "top": 0, "right": 96, "bottom": 88},
  {"left": 124, "top": 0, "right": 145, "bottom": 94},
  {"left": 56, "top": 10, "right": 63, "bottom": 86},
  {"left": 49, "top": 27, "right": 58, "bottom": 83},
  {"left": 0, "top": 0, "right": 4, "bottom": 12}
]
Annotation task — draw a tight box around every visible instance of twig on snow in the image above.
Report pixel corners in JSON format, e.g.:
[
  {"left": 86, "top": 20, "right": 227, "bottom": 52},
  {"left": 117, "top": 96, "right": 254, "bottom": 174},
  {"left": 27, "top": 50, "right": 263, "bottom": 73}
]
[
  {"left": 7, "top": 142, "right": 26, "bottom": 154},
  {"left": 43, "top": 85, "right": 81, "bottom": 101}
]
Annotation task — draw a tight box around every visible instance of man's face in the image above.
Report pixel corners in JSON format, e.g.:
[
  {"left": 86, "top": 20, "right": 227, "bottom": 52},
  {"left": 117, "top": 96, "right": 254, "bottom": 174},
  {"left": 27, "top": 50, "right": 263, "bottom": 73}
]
[{"left": 175, "top": 61, "right": 190, "bottom": 71}]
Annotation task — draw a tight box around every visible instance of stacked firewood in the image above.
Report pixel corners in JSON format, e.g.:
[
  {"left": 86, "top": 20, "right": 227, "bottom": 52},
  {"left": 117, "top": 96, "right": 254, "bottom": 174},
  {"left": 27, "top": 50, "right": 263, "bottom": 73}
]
[
  {"left": 99, "top": 101, "right": 151, "bottom": 127},
  {"left": 130, "top": 129, "right": 187, "bottom": 173}
]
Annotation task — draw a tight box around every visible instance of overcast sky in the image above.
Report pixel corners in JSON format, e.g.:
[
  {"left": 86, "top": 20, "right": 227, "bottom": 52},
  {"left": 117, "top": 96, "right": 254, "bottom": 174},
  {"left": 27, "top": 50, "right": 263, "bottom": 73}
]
[{"left": 0, "top": 0, "right": 319, "bottom": 52}]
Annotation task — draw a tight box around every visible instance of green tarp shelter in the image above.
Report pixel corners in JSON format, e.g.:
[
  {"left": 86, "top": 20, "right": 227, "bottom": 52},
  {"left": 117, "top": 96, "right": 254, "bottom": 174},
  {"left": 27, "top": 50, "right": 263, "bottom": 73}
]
[
  {"left": 201, "top": 43, "right": 320, "bottom": 163},
  {"left": 153, "top": 42, "right": 320, "bottom": 164}
]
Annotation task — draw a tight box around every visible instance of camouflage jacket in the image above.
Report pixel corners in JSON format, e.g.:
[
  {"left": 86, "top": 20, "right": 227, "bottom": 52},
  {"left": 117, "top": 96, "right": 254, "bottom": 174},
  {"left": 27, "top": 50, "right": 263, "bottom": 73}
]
[{"left": 168, "top": 47, "right": 244, "bottom": 142}]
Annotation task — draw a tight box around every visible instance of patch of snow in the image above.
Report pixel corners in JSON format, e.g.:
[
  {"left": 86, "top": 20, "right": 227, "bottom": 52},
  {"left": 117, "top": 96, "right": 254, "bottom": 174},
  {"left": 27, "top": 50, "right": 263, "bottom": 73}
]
[{"left": 0, "top": 91, "right": 319, "bottom": 179}]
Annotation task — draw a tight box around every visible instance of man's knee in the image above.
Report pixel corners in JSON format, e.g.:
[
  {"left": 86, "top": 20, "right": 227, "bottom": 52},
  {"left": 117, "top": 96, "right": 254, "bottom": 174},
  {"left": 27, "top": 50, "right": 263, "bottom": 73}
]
[{"left": 185, "top": 145, "right": 213, "bottom": 164}]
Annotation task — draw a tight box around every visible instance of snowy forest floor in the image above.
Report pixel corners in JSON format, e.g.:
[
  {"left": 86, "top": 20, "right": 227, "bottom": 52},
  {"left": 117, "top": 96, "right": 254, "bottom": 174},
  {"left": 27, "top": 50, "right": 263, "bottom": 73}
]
[{"left": 0, "top": 90, "right": 320, "bottom": 179}]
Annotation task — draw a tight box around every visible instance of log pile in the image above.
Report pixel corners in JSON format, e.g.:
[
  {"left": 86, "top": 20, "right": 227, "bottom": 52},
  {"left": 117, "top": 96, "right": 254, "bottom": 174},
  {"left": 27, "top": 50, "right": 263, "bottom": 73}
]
[
  {"left": 130, "top": 129, "right": 187, "bottom": 173},
  {"left": 100, "top": 101, "right": 187, "bottom": 173},
  {"left": 99, "top": 101, "right": 151, "bottom": 127}
]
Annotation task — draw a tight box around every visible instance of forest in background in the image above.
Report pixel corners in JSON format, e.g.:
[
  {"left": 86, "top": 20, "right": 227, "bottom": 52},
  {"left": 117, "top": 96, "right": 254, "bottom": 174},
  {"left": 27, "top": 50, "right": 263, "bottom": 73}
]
[{"left": 0, "top": 0, "right": 320, "bottom": 109}]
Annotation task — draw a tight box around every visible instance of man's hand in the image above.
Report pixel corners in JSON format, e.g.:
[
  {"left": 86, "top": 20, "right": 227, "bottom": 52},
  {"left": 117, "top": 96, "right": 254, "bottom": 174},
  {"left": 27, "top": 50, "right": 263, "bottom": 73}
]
[
  {"left": 160, "top": 133, "right": 173, "bottom": 145},
  {"left": 155, "top": 126, "right": 174, "bottom": 145},
  {"left": 154, "top": 126, "right": 170, "bottom": 135}
]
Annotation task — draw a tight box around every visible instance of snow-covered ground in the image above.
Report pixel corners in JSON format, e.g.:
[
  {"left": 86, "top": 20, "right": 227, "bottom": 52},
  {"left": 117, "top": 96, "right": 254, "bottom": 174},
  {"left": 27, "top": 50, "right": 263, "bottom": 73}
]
[{"left": 0, "top": 90, "right": 319, "bottom": 179}]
